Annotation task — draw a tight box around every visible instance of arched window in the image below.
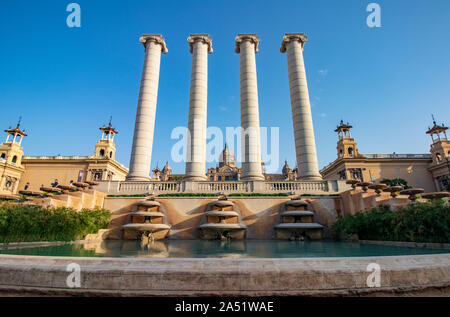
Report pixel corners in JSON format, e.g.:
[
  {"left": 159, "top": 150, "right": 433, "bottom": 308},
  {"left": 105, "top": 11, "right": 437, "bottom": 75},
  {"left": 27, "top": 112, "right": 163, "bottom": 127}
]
[
  {"left": 436, "top": 153, "right": 442, "bottom": 162},
  {"left": 348, "top": 147, "right": 354, "bottom": 157},
  {"left": 109, "top": 151, "right": 113, "bottom": 158},
  {"left": 339, "top": 149, "right": 343, "bottom": 157},
  {"left": 11, "top": 155, "right": 17, "bottom": 164},
  {"left": 0, "top": 153, "right": 5, "bottom": 160},
  {"left": 99, "top": 149, "right": 105, "bottom": 158}
]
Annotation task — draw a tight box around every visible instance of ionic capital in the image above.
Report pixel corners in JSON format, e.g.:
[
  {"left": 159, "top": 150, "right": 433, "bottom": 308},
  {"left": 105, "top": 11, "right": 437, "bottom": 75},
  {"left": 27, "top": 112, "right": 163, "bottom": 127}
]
[
  {"left": 139, "top": 34, "right": 168, "bottom": 54},
  {"left": 280, "top": 33, "right": 308, "bottom": 53},
  {"left": 235, "top": 33, "right": 260, "bottom": 53},
  {"left": 187, "top": 34, "right": 213, "bottom": 54}
]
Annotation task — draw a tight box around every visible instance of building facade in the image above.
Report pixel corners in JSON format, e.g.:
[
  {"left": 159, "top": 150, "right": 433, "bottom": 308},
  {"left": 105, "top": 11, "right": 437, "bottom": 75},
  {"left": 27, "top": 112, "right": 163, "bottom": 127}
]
[
  {"left": 320, "top": 120, "right": 450, "bottom": 192},
  {"left": 0, "top": 121, "right": 128, "bottom": 195}
]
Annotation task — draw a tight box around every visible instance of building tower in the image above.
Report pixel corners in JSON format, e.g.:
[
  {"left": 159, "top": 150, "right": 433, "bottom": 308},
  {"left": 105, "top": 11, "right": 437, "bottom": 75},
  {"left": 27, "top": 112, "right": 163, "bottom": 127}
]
[
  {"left": 161, "top": 161, "right": 172, "bottom": 181},
  {"left": 0, "top": 119, "right": 27, "bottom": 195},
  {"left": 281, "top": 33, "right": 322, "bottom": 180},
  {"left": 335, "top": 120, "right": 359, "bottom": 159},
  {"left": 426, "top": 116, "right": 450, "bottom": 191},
  {"left": 218, "top": 142, "right": 236, "bottom": 168},
  {"left": 94, "top": 119, "right": 118, "bottom": 160}
]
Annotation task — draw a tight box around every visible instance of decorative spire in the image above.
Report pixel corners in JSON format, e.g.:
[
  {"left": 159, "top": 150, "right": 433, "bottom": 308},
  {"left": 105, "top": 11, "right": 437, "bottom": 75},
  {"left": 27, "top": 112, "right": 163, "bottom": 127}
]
[
  {"left": 16, "top": 116, "right": 22, "bottom": 129},
  {"left": 108, "top": 116, "right": 112, "bottom": 127}
]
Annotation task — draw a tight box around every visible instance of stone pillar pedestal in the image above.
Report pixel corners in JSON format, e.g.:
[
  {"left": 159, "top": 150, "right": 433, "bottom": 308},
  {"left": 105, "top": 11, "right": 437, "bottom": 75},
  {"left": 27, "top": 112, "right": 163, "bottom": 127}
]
[
  {"left": 184, "top": 34, "right": 212, "bottom": 181},
  {"left": 127, "top": 35, "right": 167, "bottom": 181},
  {"left": 235, "top": 34, "right": 265, "bottom": 181},
  {"left": 281, "top": 33, "right": 322, "bottom": 180}
]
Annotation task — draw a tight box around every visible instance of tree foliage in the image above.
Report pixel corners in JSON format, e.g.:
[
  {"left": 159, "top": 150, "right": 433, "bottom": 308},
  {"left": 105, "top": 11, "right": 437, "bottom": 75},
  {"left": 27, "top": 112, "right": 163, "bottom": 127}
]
[
  {"left": 332, "top": 201, "right": 450, "bottom": 243},
  {"left": 0, "top": 204, "right": 110, "bottom": 243}
]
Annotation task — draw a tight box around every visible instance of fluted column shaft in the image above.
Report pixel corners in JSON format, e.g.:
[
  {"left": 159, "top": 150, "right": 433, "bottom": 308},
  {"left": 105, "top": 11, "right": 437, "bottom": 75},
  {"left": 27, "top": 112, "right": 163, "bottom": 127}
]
[
  {"left": 235, "top": 34, "right": 265, "bottom": 181},
  {"left": 184, "top": 35, "right": 212, "bottom": 181},
  {"left": 281, "top": 33, "right": 322, "bottom": 180},
  {"left": 127, "top": 35, "right": 167, "bottom": 181}
]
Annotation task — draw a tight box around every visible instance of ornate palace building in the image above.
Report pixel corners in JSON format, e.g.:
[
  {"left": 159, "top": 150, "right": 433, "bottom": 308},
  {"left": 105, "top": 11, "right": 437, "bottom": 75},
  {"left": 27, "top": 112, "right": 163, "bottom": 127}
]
[
  {"left": 320, "top": 119, "right": 450, "bottom": 192},
  {"left": 0, "top": 120, "right": 128, "bottom": 195},
  {"left": 2, "top": 32, "right": 448, "bottom": 196}
]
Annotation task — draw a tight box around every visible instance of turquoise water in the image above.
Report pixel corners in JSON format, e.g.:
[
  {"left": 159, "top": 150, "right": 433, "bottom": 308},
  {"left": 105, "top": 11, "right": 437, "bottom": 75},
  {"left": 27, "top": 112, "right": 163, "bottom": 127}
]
[{"left": 0, "top": 240, "right": 448, "bottom": 258}]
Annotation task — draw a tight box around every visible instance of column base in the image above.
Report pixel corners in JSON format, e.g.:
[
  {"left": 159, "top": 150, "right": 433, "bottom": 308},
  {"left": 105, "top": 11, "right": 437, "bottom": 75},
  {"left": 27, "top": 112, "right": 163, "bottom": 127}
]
[
  {"left": 183, "top": 175, "right": 208, "bottom": 181},
  {"left": 125, "top": 175, "right": 151, "bottom": 182},
  {"left": 297, "top": 175, "right": 323, "bottom": 181},
  {"left": 241, "top": 175, "right": 266, "bottom": 181}
]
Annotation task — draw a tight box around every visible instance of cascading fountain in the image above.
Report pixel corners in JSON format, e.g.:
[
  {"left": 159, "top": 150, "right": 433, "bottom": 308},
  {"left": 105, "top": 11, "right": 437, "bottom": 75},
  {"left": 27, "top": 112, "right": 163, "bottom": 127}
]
[
  {"left": 198, "top": 199, "right": 247, "bottom": 240},
  {"left": 274, "top": 199, "right": 324, "bottom": 240},
  {"left": 122, "top": 200, "right": 171, "bottom": 240}
]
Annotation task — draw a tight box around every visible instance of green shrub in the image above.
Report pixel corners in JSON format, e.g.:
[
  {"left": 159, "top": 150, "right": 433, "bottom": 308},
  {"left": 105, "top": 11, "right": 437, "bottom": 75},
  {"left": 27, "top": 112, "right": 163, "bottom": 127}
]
[
  {"left": 380, "top": 178, "right": 410, "bottom": 188},
  {"left": 107, "top": 194, "right": 147, "bottom": 197},
  {"left": 301, "top": 194, "right": 339, "bottom": 197},
  {"left": 0, "top": 204, "right": 110, "bottom": 243},
  {"left": 228, "top": 193, "right": 289, "bottom": 197},
  {"left": 158, "top": 193, "right": 216, "bottom": 197},
  {"left": 332, "top": 201, "right": 450, "bottom": 243}
]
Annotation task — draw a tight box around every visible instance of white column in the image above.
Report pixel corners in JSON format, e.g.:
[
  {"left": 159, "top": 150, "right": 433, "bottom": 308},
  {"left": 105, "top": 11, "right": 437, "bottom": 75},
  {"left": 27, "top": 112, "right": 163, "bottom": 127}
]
[
  {"left": 184, "top": 34, "right": 212, "bottom": 181},
  {"left": 235, "top": 34, "right": 265, "bottom": 181},
  {"left": 126, "top": 34, "right": 167, "bottom": 181},
  {"left": 281, "top": 33, "right": 322, "bottom": 180}
]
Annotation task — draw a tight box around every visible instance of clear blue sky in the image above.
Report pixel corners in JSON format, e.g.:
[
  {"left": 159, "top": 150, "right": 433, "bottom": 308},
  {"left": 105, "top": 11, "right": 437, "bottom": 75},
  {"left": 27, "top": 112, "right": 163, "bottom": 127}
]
[{"left": 1, "top": 0, "right": 449, "bottom": 174}]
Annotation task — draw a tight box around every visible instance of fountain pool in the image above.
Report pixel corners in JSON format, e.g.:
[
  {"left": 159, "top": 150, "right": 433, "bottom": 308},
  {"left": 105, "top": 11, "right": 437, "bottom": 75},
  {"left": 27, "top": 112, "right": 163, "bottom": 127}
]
[{"left": 0, "top": 240, "right": 448, "bottom": 258}]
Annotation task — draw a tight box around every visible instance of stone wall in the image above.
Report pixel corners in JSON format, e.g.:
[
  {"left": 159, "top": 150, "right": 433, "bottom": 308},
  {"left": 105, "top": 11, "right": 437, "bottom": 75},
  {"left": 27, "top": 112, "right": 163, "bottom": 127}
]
[
  {"left": 104, "top": 196, "right": 342, "bottom": 239},
  {"left": 26, "top": 190, "right": 107, "bottom": 211},
  {"left": 0, "top": 254, "right": 448, "bottom": 296},
  {"left": 340, "top": 189, "right": 413, "bottom": 215}
]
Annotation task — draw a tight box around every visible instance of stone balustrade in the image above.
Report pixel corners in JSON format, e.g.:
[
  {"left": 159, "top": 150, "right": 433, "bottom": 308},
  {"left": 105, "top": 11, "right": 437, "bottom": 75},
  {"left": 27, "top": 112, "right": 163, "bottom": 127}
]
[
  {"left": 96, "top": 179, "right": 350, "bottom": 195},
  {"left": 265, "top": 181, "right": 329, "bottom": 192},
  {"left": 116, "top": 181, "right": 181, "bottom": 194},
  {"left": 197, "top": 181, "right": 249, "bottom": 193}
]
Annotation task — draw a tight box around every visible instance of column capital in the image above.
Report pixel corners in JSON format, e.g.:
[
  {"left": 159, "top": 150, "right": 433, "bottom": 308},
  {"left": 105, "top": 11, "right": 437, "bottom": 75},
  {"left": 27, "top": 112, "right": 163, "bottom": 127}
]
[
  {"left": 235, "top": 33, "right": 260, "bottom": 53},
  {"left": 280, "top": 33, "right": 308, "bottom": 53},
  {"left": 187, "top": 34, "right": 213, "bottom": 54},
  {"left": 139, "top": 34, "right": 168, "bottom": 54}
]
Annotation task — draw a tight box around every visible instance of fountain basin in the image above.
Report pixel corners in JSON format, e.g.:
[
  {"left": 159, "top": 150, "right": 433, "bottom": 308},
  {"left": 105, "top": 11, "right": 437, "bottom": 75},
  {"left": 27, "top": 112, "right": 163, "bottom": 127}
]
[
  {"left": 198, "top": 223, "right": 247, "bottom": 240},
  {"left": 122, "top": 223, "right": 170, "bottom": 240},
  {"left": 275, "top": 223, "right": 324, "bottom": 229},
  {"left": 285, "top": 200, "right": 308, "bottom": 207},
  {"left": 281, "top": 210, "right": 314, "bottom": 217},
  {"left": 132, "top": 211, "right": 164, "bottom": 218},
  {"left": 208, "top": 201, "right": 234, "bottom": 208},
  {"left": 205, "top": 211, "right": 239, "bottom": 217},
  {"left": 0, "top": 249, "right": 448, "bottom": 296},
  {"left": 275, "top": 223, "right": 324, "bottom": 240},
  {"left": 137, "top": 201, "right": 161, "bottom": 207}
]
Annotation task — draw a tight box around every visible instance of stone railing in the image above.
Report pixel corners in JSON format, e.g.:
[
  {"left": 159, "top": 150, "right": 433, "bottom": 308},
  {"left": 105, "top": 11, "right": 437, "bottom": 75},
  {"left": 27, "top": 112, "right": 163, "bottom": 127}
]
[
  {"left": 265, "top": 181, "right": 328, "bottom": 192},
  {"left": 363, "top": 154, "right": 432, "bottom": 159},
  {"left": 320, "top": 153, "right": 432, "bottom": 172},
  {"left": 117, "top": 181, "right": 181, "bottom": 194},
  {"left": 196, "top": 181, "right": 249, "bottom": 193},
  {"left": 97, "top": 179, "right": 350, "bottom": 195},
  {"left": 23, "top": 155, "right": 90, "bottom": 160}
]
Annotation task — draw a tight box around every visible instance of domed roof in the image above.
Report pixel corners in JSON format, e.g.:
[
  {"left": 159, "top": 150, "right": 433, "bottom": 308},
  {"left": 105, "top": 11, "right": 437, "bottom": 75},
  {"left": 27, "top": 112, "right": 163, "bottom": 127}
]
[
  {"left": 219, "top": 142, "right": 235, "bottom": 167},
  {"left": 162, "top": 161, "right": 171, "bottom": 173},
  {"left": 282, "top": 160, "right": 291, "bottom": 175}
]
